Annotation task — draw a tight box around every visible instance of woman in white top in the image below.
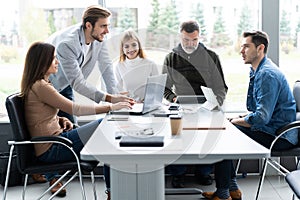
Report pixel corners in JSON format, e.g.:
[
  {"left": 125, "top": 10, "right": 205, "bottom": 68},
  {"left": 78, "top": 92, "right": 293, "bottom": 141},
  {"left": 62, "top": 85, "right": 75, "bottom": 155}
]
[{"left": 114, "top": 30, "right": 159, "bottom": 102}]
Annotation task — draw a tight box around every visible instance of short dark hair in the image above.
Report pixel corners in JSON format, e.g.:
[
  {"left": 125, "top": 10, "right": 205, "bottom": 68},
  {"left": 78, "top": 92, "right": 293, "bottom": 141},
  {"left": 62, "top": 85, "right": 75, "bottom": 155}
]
[
  {"left": 243, "top": 31, "right": 269, "bottom": 54},
  {"left": 82, "top": 5, "right": 111, "bottom": 29},
  {"left": 180, "top": 20, "right": 200, "bottom": 33}
]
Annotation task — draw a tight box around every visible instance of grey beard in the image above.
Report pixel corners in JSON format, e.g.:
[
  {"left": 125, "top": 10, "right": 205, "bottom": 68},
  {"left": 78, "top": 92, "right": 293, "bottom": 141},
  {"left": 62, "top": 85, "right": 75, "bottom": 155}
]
[
  {"left": 182, "top": 46, "right": 196, "bottom": 54},
  {"left": 181, "top": 43, "right": 198, "bottom": 54}
]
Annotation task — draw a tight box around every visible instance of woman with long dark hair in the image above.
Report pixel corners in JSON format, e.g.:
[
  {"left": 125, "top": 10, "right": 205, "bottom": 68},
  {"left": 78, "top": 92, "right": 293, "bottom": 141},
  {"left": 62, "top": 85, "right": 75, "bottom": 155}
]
[{"left": 20, "top": 42, "right": 131, "bottom": 198}]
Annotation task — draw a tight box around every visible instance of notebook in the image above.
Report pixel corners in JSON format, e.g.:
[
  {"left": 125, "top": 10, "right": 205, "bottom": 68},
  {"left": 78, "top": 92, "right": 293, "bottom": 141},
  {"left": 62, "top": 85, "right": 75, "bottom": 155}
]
[
  {"left": 119, "top": 136, "right": 164, "bottom": 147},
  {"left": 111, "top": 74, "right": 167, "bottom": 115},
  {"left": 200, "top": 86, "right": 220, "bottom": 111}
]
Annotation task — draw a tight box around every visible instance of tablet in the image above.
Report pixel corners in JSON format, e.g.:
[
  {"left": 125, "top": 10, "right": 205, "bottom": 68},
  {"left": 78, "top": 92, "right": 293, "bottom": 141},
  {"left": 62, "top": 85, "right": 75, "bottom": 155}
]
[{"left": 200, "top": 86, "right": 220, "bottom": 111}]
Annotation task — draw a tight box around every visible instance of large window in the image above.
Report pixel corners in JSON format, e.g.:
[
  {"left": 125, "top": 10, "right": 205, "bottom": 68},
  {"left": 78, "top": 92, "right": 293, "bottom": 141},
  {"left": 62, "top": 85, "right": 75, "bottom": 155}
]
[
  {"left": 279, "top": 0, "right": 300, "bottom": 88},
  {"left": 1, "top": 0, "right": 298, "bottom": 115}
]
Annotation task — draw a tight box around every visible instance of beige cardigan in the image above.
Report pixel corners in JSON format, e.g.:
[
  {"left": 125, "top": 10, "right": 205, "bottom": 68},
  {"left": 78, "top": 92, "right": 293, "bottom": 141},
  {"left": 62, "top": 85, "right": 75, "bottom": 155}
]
[{"left": 25, "top": 79, "right": 98, "bottom": 156}]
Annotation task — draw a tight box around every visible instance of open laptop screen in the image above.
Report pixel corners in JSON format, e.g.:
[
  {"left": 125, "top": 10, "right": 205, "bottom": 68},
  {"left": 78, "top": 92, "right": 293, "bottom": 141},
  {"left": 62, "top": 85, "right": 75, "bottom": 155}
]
[{"left": 142, "top": 74, "right": 167, "bottom": 113}]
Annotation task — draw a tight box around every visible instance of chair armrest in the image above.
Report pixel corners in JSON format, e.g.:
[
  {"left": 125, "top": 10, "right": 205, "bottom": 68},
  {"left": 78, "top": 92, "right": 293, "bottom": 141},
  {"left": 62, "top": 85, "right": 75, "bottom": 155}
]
[
  {"left": 270, "top": 121, "right": 300, "bottom": 150},
  {"left": 8, "top": 136, "right": 73, "bottom": 147},
  {"left": 31, "top": 135, "right": 73, "bottom": 147}
]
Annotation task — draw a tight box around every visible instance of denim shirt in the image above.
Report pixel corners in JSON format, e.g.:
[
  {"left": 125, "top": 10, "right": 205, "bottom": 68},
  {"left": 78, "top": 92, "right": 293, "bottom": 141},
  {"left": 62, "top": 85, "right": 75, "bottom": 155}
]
[{"left": 244, "top": 56, "right": 298, "bottom": 145}]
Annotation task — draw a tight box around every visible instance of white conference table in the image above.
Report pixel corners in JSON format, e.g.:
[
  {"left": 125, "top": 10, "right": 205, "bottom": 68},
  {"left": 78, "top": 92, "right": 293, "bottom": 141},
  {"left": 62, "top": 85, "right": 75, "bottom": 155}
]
[{"left": 80, "top": 105, "right": 270, "bottom": 200}]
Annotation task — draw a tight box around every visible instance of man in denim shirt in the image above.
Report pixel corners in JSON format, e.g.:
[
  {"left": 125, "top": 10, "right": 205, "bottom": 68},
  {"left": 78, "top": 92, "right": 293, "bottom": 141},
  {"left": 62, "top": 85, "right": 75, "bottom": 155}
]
[
  {"left": 202, "top": 30, "right": 298, "bottom": 200},
  {"left": 230, "top": 30, "right": 298, "bottom": 150}
]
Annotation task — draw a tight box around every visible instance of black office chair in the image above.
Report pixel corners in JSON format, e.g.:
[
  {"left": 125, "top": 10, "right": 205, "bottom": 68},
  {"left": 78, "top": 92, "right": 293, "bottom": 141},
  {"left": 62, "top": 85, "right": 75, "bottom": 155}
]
[
  {"left": 2, "top": 93, "right": 99, "bottom": 200},
  {"left": 255, "top": 80, "right": 300, "bottom": 200}
]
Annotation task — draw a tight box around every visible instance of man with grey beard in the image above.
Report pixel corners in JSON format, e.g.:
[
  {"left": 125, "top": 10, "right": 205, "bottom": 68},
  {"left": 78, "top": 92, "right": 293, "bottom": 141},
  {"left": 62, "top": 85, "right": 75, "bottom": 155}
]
[
  {"left": 163, "top": 20, "right": 227, "bottom": 105},
  {"left": 162, "top": 20, "right": 228, "bottom": 188}
]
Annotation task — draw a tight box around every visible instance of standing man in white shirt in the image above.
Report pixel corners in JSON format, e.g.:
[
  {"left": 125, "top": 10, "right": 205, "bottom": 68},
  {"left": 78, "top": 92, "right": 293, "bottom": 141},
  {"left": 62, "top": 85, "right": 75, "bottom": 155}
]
[{"left": 47, "top": 5, "right": 133, "bottom": 123}]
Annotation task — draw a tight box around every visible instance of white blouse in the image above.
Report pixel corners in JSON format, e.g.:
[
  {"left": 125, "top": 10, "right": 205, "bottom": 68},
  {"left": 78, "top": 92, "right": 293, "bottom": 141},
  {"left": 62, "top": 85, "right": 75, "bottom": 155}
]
[{"left": 114, "top": 57, "right": 159, "bottom": 101}]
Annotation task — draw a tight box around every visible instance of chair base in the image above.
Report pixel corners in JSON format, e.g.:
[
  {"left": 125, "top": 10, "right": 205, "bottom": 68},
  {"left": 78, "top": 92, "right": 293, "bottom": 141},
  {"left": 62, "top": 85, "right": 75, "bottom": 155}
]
[{"left": 285, "top": 170, "right": 300, "bottom": 199}]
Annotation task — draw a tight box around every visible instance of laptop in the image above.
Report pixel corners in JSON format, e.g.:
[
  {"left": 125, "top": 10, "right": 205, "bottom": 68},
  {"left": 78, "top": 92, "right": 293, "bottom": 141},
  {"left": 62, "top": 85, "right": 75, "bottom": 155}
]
[
  {"left": 111, "top": 74, "right": 167, "bottom": 115},
  {"left": 200, "top": 86, "right": 220, "bottom": 111},
  {"left": 175, "top": 95, "right": 206, "bottom": 104}
]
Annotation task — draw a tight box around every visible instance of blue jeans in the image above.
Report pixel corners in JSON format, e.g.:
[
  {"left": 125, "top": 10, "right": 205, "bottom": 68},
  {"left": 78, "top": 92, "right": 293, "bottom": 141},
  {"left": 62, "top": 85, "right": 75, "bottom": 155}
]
[
  {"left": 235, "top": 125, "right": 295, "bottom": 151},
  {"left": 167, "top": 165, "right": 186, "bottom": 176},
  {"left": 168, "top": 162, "right": 236, "bottom": 190},
  {"left": 167, "top": 164, "right": 213, "bottom": 176},
  {"left": 214, "top": 160, "right": 236, "bottom": 190},
  {"left": 195, "top": 164, "right": 214, "bottom": 176},
  {"left": 38, "top": 119, "right": 102, "bottom": 182},
  {"left": 58, "top": 85, "right": 76, "bottom": 124}
]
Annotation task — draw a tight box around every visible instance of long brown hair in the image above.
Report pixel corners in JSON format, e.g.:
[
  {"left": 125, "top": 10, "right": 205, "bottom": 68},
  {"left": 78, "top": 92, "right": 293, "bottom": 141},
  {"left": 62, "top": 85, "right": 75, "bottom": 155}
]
[
  {"left": 119, "top": 30, "right": 146, "bottom": 62},
  {"left": 20, "top": 42, "right": 55, "bottom": 98}
]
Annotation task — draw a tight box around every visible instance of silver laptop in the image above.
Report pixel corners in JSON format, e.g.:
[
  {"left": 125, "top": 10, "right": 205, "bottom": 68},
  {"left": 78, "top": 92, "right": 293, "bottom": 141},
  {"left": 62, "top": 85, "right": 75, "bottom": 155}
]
[{"left": 111, "top": 74, "right": 167, "bottom": 115}]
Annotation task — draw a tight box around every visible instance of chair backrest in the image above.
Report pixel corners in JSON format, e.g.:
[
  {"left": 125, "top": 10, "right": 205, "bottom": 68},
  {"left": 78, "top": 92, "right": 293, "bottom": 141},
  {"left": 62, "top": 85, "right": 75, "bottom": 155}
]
[
  {"left": 293, "top": 81, "right": 300, "bottom": 145},
  {"left": 5, "top": 93, "right": 35, "bottom": 173},
  {"left": 294, "top": 80, "right": 300, "bottom": 115}
]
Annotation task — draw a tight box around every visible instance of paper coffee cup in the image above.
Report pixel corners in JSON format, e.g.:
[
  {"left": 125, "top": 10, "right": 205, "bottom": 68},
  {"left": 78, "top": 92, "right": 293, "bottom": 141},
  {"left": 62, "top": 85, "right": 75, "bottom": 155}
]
[{"left": 170, "top": 115, "right": 183, "bottom": 136}]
